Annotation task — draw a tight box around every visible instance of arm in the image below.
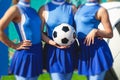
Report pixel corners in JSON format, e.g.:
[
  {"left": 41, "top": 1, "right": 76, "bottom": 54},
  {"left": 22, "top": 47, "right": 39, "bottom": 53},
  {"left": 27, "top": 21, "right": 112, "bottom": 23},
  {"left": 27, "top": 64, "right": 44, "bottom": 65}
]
[
  {"left": 38, "top": 6, "right": 69, "bottom": 48},
  {"left": 0, "top": 5, "right": 31, "bottom": 50},
  {"left": 72, "top": 5, "right": 77, "bottom": 30},
  {"left": 72, "top": 5, "right": 77, "bottom": 15},
  {"left": 38, "top": 6, "right": 54, "bottom": 45},
  {"left": 96, "top": 7, "right": 113, "bottom": 38},
  {"left": 84, "top": 7, "right": 113, "bottom": 46}
]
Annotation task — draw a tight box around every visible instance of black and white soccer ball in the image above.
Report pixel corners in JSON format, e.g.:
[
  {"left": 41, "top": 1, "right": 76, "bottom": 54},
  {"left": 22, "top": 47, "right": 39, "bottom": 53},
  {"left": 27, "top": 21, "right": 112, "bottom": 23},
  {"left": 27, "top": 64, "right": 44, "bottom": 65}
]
[{"left": 52, "top": 23, "right": 76, "bottom": 46}]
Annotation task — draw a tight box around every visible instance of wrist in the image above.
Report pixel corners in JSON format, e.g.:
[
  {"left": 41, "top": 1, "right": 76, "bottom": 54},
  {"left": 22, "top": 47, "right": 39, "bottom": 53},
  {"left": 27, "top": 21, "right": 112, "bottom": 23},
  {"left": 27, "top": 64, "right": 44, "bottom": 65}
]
[
  {"left": 49, "top": 40, "right": 56, "bottom": 46},
  {"left": 94, "top": 29, "right": 98, "bottom": 36},
  {"left": 9, "top": 43, "right": 17, "bottom": 49}
]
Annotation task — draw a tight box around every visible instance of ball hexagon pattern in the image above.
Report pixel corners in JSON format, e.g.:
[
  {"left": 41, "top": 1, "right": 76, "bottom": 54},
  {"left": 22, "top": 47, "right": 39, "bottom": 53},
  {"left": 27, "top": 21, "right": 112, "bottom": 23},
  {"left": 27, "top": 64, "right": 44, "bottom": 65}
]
[{"left": 52, "top": 23, "right": 76, "bottom": 46}]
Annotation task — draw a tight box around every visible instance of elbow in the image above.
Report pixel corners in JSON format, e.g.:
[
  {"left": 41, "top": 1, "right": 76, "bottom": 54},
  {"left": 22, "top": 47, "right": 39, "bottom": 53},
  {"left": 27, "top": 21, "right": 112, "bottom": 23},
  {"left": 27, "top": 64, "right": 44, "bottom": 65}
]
[
  {"left": 108, "top": 32, "right": 113, "bottom": 38},
  {"left": 0, "top": 27, "right": 5, "bottom": 41},
  {"left": 0, "top": 28, "right": 1, "bottom": 35},
  {"left": 0, "top": 31, "right": 2, "bottom": 41}
]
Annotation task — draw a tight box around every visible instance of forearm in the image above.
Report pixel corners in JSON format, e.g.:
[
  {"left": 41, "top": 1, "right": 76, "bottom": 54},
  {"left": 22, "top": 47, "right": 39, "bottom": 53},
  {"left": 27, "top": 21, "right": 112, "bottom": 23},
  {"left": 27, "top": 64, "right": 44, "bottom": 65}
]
[
  {"left": 42, "top": 32, "right": 56, "bottom": 46},
  {"left": 96, "top": 29, "right": 113, "bottom": 38},
  {"left": 0, "top": 31, "right": 16, "bottom": 49},
  {"left": 96, "top": 7, "right": 113, "bottom": 38}
]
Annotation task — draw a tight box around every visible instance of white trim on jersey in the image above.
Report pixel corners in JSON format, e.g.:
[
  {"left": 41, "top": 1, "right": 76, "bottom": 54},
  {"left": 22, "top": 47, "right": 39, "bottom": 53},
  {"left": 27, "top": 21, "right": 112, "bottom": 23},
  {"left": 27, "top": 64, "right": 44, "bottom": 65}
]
[
  {"left": 85, "top": 3, "right": 98, "bottom": 6},
  {"left": 17, "top": 5, "right": 27, "bottom": 40},
  {"left": 18, "top": 14, "right": 27, "bottom": 40},
  {"left": 18, "top": 1, "right": 30, "bottom": 7}
]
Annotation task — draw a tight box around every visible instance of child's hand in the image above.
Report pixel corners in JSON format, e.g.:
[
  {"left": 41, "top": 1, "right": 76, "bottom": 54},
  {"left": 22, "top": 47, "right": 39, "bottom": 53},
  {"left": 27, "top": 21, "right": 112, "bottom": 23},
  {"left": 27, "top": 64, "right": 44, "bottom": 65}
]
[{"left": 14, "top": 40, "right": 32, "bottom": 50}]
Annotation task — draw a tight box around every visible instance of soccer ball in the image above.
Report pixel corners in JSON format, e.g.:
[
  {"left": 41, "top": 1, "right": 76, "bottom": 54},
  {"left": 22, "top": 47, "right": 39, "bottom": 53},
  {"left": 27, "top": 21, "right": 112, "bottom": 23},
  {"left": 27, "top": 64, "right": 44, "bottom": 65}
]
[{"left": 52, "top": 23, "right": 76, "bottom": 46}]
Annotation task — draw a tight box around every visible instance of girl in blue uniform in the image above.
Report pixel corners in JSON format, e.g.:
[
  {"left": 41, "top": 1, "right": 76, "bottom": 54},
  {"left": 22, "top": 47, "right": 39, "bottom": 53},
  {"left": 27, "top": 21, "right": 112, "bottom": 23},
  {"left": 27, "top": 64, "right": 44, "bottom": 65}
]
[
  {"left": 0, "top": 0, "right": 42, "bottom": 80},
  {"left": 74, "top": 0, "right": 113, "bottom": 80},
  {"left": 38, "top": 0, "right": 77, "bottom": 80}
]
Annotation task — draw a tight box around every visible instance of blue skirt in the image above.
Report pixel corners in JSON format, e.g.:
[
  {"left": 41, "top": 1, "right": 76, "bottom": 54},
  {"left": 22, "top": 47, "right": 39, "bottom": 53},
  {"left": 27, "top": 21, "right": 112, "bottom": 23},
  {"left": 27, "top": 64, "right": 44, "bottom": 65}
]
[
  {"left": 44, "top": 42, "right": 78, "bottom": 73},
  {"left": 10, "top": 43, "right": 43, "bottom": 77},
  {"left": 78, "top": 38, "right": 113, "bottom": 75}
]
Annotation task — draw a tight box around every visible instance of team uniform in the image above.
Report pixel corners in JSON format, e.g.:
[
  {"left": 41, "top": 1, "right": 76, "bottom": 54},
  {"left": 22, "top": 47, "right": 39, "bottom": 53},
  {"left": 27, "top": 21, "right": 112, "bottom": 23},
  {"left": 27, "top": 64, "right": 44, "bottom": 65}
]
[
  {"left": 10, "top": 0, "right": 42, "bottom": 78},
  {"left": 74, "top": 2, "right": 113, "bottom": 76},
  {"left": 43, "top": 0, "right": 77, "bottom": 80}
]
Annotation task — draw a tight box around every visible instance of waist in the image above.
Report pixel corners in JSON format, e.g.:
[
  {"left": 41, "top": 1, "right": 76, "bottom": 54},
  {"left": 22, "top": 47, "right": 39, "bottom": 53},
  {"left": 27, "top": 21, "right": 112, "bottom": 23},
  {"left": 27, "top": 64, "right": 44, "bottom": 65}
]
[
  {"left": 16, "top": 43, "right": 42, "bottom": 52},
  {"left": 25, "top": 43, "right": 42, "bottom": 50}
]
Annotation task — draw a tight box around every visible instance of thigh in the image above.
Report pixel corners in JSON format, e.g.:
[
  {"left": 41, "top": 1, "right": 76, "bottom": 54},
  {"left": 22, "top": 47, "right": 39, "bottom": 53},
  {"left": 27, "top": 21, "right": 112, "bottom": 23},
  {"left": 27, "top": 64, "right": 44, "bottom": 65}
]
[
  {"left": 15, "top": 75, "right": 38, "bottom": 80},
  {"left": 50, "top": 73, "right": 65, "bottom": 80},
  {"left": 28, "top": 77, "right": 38, "bottom": 80},
  {"left": 15, "top": 75, "right": 26, "bottom": 80},
  {"left": 65, "top": 72, "right": 73, "bottom": 80},
  {"left": 88, "top": 71, "right": 106, "bottom": 80}
]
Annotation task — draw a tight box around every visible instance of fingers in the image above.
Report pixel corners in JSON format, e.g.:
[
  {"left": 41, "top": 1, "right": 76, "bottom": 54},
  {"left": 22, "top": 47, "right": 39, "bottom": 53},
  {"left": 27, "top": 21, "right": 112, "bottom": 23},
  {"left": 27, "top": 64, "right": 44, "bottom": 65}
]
[
  {"left": 59, "top": 45, "right": 70, "bottom": 49},
  {"left": 23, "top": 40, "right": 31, "bottom": 43},
  {"left": 55, "top": 43, "right": 70, "bottom": 49},
  {"left": 84, "top": 37, "right": 94, "bottom": 46},
  {"left": 91, "top": 37, "right": 94, "bottom": 45},
  {"left": 20, "top": 46, "right": 30, "bottom": 50},
  {"left": 15, "top": 40, "right": 32, "bottom": 50},
  {"left": 22, "top": 40, "right": 32, "bottom": 46}
]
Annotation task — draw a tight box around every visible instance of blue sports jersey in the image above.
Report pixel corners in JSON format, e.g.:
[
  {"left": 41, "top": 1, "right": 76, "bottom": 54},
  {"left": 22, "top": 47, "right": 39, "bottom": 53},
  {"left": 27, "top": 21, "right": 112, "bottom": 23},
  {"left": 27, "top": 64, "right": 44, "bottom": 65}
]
[
  {"left": 74, "top": 2, "right": 113, "bottom": 75},
  {"left": 74, "top": 3, "right": 100, "bottom": 39},
  {"left": 10, "top": 0, "right": 43, "bottom": 77},
  {"left": 45, "top": 1, "right": 75, "bottom": 38},
  {"left": 44, "top": 1, "right": 77, "bottom": 73},
  {"left": 14, "top": 1, "right": 42, "bottom": 44}
]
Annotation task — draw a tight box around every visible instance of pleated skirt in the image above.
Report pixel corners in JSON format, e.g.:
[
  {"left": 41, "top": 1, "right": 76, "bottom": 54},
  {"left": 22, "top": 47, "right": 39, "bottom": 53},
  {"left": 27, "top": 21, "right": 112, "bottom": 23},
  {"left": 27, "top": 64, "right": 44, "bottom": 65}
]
[
  {"left": 44, "top": 42, "right": 78, "bottom": 73},
  {"left": 78, "top": 38, "right": 113, "bottom": 75},
  {"left": 10, "top": 43, "right": 43, "bottom": 77}
]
